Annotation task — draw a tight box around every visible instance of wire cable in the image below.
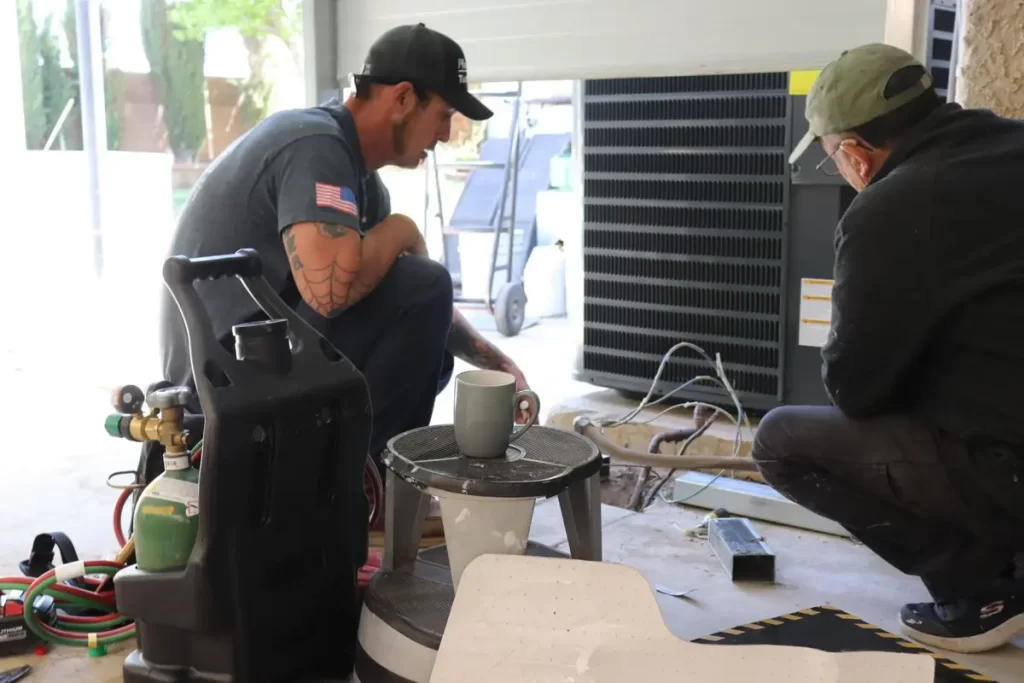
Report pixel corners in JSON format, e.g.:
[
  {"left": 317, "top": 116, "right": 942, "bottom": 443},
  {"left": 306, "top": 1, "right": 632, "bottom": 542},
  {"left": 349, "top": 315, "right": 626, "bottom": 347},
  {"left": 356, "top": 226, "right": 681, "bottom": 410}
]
[{"left": 591, "top": 340, "right": 756, "bottom": 508}]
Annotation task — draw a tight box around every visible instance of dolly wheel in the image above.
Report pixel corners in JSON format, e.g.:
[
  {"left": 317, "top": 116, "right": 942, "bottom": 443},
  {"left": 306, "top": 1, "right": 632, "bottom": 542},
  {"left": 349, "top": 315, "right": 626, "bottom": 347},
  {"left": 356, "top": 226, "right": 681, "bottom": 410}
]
[{"left": 495, "top": 282, "right": 526, "bottom": 337}]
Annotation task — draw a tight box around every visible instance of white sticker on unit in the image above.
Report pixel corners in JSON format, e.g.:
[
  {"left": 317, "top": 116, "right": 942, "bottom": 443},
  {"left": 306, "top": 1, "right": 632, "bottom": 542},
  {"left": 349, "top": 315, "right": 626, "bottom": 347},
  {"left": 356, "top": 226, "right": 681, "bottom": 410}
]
[
  {"left": 798, "top": 278, "right": 834, "bottom": 348},
  {"left": 185, "top": 500, "right": 200, "bottom": 517},
  {"left": 151, "top": 478, "right": 201, "bottom": 507}
]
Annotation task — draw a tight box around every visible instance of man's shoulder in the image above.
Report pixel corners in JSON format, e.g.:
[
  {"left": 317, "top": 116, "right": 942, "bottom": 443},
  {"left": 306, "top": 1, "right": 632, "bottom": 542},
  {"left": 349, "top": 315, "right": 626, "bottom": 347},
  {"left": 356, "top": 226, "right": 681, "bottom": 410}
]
[
  {"left": 840, "top": 158, "right": 932, "bottom": 234},
  {"left": 250, "top": 106, "right": 350, "bottom": 150}
]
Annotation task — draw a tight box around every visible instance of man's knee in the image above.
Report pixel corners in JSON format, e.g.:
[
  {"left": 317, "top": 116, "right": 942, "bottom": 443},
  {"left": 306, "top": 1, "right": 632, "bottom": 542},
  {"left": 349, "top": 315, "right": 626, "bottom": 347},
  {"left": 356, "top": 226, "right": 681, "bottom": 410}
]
[
  {"left": 751, "top": 405, "right": 840, "bottom": 497},
  {"left": 751, "top": 405, "right": 821, "bottom": 465},
  {"left": 381, "top": 255, "right": 453, "bottom": 349}
]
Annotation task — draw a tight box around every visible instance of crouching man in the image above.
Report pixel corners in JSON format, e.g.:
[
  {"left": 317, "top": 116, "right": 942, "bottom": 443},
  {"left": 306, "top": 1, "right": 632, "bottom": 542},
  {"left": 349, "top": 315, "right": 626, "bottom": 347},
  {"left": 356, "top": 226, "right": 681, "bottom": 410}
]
[{"left": 754, "top": 43, "right": 1024, "bottom": 653}]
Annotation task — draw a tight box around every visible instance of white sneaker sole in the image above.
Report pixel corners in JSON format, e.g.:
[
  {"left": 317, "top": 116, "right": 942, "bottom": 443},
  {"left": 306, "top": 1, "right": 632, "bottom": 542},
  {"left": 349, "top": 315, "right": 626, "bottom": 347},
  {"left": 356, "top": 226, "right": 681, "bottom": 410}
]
[{"left": 899, "top": 610, "right": 1024, "bottom": 654}]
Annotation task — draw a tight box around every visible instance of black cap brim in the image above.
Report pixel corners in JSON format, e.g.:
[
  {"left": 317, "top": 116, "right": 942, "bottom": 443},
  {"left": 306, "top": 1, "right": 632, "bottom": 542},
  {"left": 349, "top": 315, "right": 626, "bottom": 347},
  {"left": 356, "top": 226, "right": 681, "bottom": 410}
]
[{"left": 445, "top": 88, "right": 493, "bottom": 121}]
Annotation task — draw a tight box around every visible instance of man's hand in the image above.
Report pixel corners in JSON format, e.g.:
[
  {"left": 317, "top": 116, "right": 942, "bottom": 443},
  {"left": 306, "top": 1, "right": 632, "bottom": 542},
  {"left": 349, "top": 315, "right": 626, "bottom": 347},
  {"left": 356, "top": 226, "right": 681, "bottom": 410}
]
[
  {"left": 406, "top": 232, "right": 429, "bottom": 257},
  {"left": 387, "top": 214, "right": 428, "bottom": 257},
  {"left": 505, "top": 360, "right": 537, "bottom": 424}
]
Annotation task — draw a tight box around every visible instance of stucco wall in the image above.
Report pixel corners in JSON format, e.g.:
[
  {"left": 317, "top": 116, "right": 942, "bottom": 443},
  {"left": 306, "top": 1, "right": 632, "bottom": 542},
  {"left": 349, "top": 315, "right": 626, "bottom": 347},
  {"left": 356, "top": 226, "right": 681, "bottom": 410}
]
[{"left": 957, "top": 0, "right": 1024, "bottom": 115}]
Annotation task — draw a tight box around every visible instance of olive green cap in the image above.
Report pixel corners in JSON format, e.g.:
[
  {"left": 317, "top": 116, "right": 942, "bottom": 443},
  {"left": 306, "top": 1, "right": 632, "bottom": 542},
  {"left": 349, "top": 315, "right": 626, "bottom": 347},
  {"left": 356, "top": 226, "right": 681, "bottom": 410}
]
[{"left": 789, "top": 43, "right": 933, "bottom": 165}]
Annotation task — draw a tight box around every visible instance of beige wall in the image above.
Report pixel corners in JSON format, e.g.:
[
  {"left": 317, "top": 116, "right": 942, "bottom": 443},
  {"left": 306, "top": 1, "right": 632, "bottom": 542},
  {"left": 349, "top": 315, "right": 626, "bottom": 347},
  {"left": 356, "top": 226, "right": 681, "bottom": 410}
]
[
  {"left": 884, "top": 0, "right": 932, "bottom": 61},
  {"left": 956, "top": 0, "right": 1024, "bottom": 116}
]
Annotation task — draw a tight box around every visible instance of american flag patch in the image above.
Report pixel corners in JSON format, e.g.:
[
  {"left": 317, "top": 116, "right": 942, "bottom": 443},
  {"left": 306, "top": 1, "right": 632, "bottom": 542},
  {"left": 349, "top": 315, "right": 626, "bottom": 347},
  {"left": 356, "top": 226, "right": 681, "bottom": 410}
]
[{"left": 315, "top": 182, "right": 358, "bottom": 217}]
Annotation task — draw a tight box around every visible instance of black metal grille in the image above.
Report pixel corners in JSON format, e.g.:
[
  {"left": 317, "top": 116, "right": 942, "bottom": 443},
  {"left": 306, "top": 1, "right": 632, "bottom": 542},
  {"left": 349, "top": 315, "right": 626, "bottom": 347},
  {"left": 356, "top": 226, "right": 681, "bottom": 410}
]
[
  {"left": 927, "top": 1, "right": 957, "bottom": 97},
  {"left": 580, "top": 73, "right": 791, "bottom": 407}
]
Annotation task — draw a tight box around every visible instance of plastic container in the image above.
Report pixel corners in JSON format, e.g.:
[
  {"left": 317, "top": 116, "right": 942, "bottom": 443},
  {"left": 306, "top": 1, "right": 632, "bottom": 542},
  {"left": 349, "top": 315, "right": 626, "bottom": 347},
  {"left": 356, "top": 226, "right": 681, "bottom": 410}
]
[
  {"left": 549, "top": 153, "right": 573, "bottom": 190},
  {"left": 523, "top": 243, "right": 567, "bottom": 319},
  {"left": 430, "top": 488, "right": 536, "bottom": 591}
]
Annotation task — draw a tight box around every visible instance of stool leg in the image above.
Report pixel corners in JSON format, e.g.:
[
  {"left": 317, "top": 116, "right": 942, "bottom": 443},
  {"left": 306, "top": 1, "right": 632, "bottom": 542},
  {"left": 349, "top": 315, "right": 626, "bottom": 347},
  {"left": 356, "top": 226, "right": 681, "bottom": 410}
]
[
  {"left": 383, "top": 470, "right": 430, "bottom": 571},
  {"left": 557, "top": 472, "right": 602, "bottom": 561}
]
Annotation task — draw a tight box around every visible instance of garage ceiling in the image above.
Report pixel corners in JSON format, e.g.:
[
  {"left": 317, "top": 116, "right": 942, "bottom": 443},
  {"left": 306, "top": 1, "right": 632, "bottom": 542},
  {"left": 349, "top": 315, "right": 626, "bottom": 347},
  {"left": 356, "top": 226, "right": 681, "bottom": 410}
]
[{"left": 336, "top": 0, "right": 889, "bottom": 84}]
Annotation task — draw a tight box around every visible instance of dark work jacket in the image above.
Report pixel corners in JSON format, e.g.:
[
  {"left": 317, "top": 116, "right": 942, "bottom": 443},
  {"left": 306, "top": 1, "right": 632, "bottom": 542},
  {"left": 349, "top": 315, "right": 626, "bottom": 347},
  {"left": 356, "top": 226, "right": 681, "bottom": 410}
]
[{"left": 823, "top": 102, "right": 1024, "bottom": 446}]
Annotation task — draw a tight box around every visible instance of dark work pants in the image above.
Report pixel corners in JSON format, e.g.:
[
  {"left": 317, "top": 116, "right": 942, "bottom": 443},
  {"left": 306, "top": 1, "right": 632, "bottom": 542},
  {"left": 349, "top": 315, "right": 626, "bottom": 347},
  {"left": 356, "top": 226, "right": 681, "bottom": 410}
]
[
  {"left": 752, "top": 405, "right": 1024, "bottom": 602},
  {"left": 297, "top": 254, "right": 455, "bottom": 460}
]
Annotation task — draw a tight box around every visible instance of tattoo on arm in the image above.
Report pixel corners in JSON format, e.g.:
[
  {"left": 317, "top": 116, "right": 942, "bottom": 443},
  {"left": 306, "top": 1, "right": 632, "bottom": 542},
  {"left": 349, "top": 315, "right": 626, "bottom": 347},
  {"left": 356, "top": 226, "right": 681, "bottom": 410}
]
[
  {"left": 316, "top": 222, "right": 351, "bottom": 239},
  {"left": 448, "top": 309, "right": 508, "bottom": 370},
  {"left": 284, "top": 222, "right": 365, "bottom": 316}
]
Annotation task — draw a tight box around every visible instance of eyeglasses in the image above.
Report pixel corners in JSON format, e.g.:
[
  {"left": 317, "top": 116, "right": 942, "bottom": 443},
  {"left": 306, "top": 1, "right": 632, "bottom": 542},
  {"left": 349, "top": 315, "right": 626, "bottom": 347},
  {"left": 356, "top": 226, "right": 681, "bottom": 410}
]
[
  {"left": 816, "top": 145, "right": 843, "bottom": 176},
  {"left": 815, "top": 138, "right": 874, "bottom": 176}
]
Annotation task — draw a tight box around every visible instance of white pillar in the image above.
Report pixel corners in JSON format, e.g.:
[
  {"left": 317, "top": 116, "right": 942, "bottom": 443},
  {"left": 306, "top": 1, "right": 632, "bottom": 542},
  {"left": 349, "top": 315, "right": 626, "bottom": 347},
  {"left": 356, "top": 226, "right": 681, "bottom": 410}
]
[
  {"left": 1, "top": 1, "right": 26, "bottom": 153},
  {"left": 75, "top": 0, "right": 107, "bottom": 277},
  {"left": 956, "top": 0, "right": 1024, "bottom": 116}
]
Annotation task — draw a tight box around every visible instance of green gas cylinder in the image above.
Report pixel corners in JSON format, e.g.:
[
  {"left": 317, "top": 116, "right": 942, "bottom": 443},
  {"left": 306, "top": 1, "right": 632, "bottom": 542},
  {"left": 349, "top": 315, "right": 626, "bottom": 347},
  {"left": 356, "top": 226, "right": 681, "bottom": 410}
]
[
  {"left": 133, "top": 453, "right": 200, "bottom": 571},
  {"left": 105, "top": 384, "right": 200, "bottom": 572}
]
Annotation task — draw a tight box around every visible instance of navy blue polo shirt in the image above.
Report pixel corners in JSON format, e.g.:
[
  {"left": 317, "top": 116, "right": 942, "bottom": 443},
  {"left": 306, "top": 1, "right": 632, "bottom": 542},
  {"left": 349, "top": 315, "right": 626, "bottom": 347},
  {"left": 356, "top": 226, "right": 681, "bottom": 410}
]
[{"left": 159, "top": 100, "right": 391, "bottom": 392}]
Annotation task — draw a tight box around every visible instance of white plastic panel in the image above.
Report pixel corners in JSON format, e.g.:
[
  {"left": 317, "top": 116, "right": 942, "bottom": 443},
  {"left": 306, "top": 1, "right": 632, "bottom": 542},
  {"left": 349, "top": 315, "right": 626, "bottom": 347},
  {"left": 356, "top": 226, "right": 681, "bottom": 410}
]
[{"left": 337, "top": 0, "right": 889, "bottom": 83}]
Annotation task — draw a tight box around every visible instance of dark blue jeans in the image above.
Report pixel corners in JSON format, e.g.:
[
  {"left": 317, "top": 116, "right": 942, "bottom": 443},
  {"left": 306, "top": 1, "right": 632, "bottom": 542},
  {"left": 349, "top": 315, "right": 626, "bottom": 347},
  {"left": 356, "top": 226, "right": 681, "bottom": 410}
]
[{"left": 297, "top": 254, "right": 455, "bottom": 460}]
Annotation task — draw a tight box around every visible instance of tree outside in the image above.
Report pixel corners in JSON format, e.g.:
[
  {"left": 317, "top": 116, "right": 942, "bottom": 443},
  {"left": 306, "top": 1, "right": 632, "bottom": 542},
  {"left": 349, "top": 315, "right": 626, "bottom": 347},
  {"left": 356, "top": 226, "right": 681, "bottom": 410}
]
[{"left": 16, "top": 0, "right": 303, "bottom": 161}]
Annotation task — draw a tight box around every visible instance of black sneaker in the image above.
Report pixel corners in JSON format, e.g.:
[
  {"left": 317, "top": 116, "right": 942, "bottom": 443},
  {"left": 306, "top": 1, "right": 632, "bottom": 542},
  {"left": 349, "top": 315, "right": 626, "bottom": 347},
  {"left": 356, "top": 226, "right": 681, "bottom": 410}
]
[{"left": 899, "top": 587, "right": 1024, "bottom": 653}]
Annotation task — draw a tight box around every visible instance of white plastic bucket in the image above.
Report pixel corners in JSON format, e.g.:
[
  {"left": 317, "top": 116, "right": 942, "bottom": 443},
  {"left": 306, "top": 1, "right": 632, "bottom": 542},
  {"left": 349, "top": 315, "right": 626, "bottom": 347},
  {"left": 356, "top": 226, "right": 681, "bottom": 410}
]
[{"left": 430, "top": 488, "right": 536, "bottom": 591}]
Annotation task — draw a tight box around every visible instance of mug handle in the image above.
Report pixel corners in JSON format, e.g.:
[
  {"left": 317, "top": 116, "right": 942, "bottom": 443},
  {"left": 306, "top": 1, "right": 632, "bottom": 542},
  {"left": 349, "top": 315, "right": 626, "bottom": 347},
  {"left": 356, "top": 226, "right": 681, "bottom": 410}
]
[{"left": 510, "top": 390, "right": 541, "bottom": 442}]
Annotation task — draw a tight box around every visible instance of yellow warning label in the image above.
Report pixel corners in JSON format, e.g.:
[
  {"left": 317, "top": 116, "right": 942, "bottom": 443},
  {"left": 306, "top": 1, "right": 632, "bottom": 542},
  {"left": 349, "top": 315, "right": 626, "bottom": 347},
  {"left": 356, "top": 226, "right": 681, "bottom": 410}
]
[
  {"left": 141, "top": 505, "right": 176, "bottom": 516},
  {"left": 789, "top": 70, "right": 821, "bottom": 96},
  {"left": 799, "top": 278, "right": 834, "bottom": 347}
]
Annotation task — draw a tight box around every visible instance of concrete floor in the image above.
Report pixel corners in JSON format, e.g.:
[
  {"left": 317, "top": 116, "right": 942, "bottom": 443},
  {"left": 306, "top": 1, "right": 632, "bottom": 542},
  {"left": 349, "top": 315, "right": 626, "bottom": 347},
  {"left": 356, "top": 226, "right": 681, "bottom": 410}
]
[
  {"left": 3, "top": 313, "right": 1023, "bottom": 681},
  {"left": 8, "top": 500, "right": 1024, "bottom": 681}
]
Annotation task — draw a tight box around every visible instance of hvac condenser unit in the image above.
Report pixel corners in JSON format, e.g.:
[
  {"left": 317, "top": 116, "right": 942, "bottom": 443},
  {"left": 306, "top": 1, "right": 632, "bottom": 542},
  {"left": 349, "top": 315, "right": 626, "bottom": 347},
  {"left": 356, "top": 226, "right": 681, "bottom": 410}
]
[{"left": 574, "top": 70, "right": 857, "bottom": 412}]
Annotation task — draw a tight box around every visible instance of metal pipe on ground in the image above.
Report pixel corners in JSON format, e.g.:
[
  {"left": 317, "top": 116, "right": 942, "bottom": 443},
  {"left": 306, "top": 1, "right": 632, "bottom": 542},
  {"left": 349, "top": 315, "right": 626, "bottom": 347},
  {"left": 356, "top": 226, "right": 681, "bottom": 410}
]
[
  {"left": 626, "top": 414, "right": 716, "bottom": 511},
  {"left": 573, "top": 417, "right": 760, "bottom": 473}
]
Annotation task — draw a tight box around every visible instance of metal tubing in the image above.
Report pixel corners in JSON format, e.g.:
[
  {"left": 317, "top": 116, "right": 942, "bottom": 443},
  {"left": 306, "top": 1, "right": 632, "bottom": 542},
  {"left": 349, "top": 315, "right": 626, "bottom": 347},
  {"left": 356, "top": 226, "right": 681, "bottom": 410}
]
[
  {"left": 485, "top": 86, "right": 522, "bottom": 311},
  {"left": 504, "top": 107, "right": 522, "bottom": 287},
  {"left": 574, "top": 418, "right": 759, "bottom": 472},
  {"left": 432, "top": 154, "right": 447, "bottom": 267}
]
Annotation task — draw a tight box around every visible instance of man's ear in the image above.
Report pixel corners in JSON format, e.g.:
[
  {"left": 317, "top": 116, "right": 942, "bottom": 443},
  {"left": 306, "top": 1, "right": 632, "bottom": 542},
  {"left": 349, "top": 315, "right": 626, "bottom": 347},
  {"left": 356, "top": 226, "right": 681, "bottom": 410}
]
[
  {"left": 839, "top": 139, "right": 874, "bottom": 178},
  {"left": 391, "top": 82, "right": 418, "bottom": 119}
]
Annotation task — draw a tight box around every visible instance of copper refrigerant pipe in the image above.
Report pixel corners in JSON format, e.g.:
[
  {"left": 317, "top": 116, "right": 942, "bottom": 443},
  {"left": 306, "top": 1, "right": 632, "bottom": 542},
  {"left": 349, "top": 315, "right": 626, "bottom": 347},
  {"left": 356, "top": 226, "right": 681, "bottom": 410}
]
[{"left": 573, "top": 416, "right": 760, "bottom": 472}]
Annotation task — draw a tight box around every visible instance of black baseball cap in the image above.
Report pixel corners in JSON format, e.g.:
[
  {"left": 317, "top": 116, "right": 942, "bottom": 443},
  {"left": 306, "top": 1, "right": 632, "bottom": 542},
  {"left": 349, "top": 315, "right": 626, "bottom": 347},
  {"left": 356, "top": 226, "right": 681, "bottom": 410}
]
[{"left": 356, "top": 23, "right": 493, "bottom": 121}]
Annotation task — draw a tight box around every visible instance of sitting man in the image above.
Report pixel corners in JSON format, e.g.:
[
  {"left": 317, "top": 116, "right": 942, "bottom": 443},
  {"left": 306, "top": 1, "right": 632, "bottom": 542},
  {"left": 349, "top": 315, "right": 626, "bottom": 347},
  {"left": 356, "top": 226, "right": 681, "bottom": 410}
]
[
  {"left": 757, "top": 43, "right": 1024, "bottom": 653},
  {"left": 159, "top": 24, "right": 530, "bottom": 470}
]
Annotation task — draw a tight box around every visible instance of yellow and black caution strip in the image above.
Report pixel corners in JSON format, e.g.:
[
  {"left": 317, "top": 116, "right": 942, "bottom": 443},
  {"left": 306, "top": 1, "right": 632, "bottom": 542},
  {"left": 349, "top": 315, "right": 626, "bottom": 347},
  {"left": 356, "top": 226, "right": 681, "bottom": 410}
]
[{"left": 692, "top": 604, "right": 996, "bottom": 682}]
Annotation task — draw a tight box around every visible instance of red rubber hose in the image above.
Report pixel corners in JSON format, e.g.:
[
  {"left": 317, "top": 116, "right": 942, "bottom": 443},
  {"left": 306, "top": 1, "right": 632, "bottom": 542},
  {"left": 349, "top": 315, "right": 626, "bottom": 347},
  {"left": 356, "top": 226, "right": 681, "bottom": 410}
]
[
  {"left": 113, "top": 486, "right": 133, "bottom": 548},
  {"left": 0, "top": 576, "right": 118, "bottom": 607}
]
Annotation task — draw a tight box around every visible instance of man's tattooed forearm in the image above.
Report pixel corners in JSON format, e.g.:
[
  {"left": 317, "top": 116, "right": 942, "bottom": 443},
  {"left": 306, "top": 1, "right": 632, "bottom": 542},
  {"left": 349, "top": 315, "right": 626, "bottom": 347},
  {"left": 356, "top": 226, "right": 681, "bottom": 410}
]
[
  {"left": 316, "top": 222, "right": 351, "bottom": 238},
  {"left": 448, "top": 314, "right": 506, "bottom": 370}
]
